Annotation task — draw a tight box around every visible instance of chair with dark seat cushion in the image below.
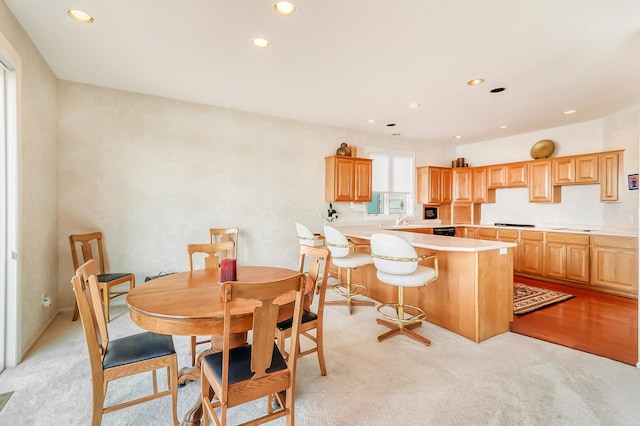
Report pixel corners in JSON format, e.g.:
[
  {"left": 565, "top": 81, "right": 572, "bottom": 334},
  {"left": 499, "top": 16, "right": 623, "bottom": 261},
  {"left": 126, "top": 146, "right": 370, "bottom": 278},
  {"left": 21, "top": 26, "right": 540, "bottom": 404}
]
[
  {"left": 276, "top": 244, "right": 331, "bottom": 376},
  {"left": 69, "top": 231, "right": 135, "bottom": 322},
  {"left": 200, "top": 273, "right": 306, "bottom": 426},
  {"left": 72, "top": 259, "right": 179, "bottom": 425}
]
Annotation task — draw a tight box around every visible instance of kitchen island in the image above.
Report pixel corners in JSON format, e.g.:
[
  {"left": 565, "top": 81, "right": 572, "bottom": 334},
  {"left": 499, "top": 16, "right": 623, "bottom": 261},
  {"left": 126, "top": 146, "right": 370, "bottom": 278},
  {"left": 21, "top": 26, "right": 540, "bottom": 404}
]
[{"left": 335, "top": 225, "right": 517, "bottom": 343}]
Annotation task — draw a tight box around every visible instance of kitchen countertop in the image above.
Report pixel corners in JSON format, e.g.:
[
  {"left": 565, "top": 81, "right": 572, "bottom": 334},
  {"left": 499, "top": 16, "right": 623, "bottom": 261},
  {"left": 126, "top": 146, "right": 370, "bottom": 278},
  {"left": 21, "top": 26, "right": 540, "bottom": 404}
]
[
  {"left": 335, "top": 225, "right": 517, "bottom": 253},
  {"left": 353, "top": 220, "right": 637, "bottom": 237}
]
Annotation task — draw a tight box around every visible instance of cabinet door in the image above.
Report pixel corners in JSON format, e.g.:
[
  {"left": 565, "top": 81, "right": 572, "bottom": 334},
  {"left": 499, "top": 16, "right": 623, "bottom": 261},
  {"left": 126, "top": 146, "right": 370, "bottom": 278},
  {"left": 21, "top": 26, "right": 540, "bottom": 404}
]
[
  {"left": 520, "top": 231, "right": 544, "bottom": 274},
  {"left": 566, "top": 244, "right": 589, "bottom": 283},
  {"left": 507, "top": 162, "right": 528, "bottom": 187},
  {"left": 417, "top": 167, "right": 443, "bottom": 204},
  {"left": 529, "top": 160, "right": 559, "bottom": 203},
  {"left": 453, "top": 168, "right": 472, "bottom": 202},
  {"left": 544, "top": 241, "right": 566, "bottom": 278},
  {"left": 591, "top": 236, "right": 638, "bottom": 294},
  {"left": 471, "top": 167, "right": 491, "bottom": 203},
  {"left": 465, "top": 227, "right": 479, "bottom": 239},
  {"left": 498, "top": 230, "right": 519, "bottom": 272},
  {"left": 599, "top": 152, "right": 619, "bottom": 201},
  {"left": 575, "top": 154, "right": 598, "bottom": 183},
  {"left": 353, "top": 158, "right": 372, "bottom": 202},
  {"left": 487, "top": 165, "right": 507, "bottom": 189},
  {"left": 325, "top": 156, "right": 354, "bottom": 201},
  {"left": 553, "top": 157, "right": 575, "bottom": 185},
  {"left": 441, "top": 168, "right": 452, "bottom": 203}
]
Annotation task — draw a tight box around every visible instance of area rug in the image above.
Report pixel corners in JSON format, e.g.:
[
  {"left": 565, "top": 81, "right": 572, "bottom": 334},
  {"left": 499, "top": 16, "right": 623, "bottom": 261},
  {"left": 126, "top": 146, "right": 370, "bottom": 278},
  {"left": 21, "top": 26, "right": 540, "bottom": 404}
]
[{"left": 513, "top": 283, "right": 575, "bottom": 315}]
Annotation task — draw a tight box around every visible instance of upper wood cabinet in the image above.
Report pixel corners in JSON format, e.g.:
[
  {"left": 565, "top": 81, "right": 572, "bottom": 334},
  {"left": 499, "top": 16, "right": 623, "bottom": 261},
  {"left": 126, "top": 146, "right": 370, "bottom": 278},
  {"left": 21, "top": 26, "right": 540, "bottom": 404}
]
[
  {"left": 417, "top": 166, "right": 452, "bottom": 204},
  {"left": 529, "top": 160, "right": 560, "bottom": 203},
  {"left": 599, "top": 151, "right": 620, "bottom": 202},
  {"left": 553, "top": 154, "right": 598, "bottom": 185},
  {"left": 325, "top": 156, "right": 372, "bottom": 202},
  {"left": 487, "top": 162, "right": 528, "bottom": 189},
  {"left": 452, "top": 168, "right": 472, "bottom": 202},
  {"left": 471, "top": 167, "right": 493, "bottom": 203}
]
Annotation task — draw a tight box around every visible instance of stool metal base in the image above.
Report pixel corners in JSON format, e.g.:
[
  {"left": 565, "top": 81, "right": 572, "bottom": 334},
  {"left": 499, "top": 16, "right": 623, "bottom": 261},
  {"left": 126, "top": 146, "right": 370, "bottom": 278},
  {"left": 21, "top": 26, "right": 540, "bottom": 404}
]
[
  {"left": 324, "top": 267, "right": 373, "bottom": 315},
  {"left": 375, "top": 286, "right": 430, "bottom": 346}
]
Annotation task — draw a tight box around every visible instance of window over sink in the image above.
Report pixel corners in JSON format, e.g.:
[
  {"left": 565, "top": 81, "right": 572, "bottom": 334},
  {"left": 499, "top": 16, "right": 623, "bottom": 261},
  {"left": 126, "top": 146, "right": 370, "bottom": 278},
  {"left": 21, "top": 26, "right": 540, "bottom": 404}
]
[{"left": 365, "top": 149, "right": 414, "bottom": 217}]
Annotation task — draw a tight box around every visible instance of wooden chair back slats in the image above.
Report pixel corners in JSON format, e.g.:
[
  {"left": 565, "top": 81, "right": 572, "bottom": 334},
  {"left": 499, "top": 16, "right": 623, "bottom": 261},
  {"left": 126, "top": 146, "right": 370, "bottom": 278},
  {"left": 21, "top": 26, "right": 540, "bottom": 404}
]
[{"left": 187, "top": 241, "right": 235, "bottom": 271}]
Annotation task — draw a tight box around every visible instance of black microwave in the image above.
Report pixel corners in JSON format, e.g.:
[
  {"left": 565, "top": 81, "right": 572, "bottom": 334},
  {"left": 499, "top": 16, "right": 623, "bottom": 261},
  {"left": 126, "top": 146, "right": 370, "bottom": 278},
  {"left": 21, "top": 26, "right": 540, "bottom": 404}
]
[{"left": 423, "top": 207, "right": 438, "bottom": 220}]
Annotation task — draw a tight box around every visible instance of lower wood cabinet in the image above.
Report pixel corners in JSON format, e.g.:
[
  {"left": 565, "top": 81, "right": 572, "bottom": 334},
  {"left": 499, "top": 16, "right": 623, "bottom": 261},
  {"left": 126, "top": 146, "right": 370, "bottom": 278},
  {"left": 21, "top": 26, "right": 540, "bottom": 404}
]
[
  {"left": 544, "top": 232, "right": 590, "bottom": 283},
  {"left": 591, "top": 235, "right": 638, "bottom": 295},
  {"left": 519, "top": 231, "right": 544, "bottom": 275}
]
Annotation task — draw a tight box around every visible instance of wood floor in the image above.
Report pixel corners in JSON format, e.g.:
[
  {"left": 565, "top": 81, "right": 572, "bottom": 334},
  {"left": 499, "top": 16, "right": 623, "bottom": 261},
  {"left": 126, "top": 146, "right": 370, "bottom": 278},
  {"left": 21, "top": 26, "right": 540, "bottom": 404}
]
[{"left": 510, "top": 275, "right": 638, "bottom": 366}]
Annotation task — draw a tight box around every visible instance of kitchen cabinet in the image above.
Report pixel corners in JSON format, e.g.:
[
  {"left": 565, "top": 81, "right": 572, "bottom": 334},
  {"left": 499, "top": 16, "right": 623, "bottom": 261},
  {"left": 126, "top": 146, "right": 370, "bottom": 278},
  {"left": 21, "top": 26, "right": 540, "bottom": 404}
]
[
  {"left": 544, "top": 232, "right": 590, "bottom": 283},
  {"left": 553, "top": 154, "right": 598, "bottom": 185},
  {"left": 591, "top": 235, "right": 638, "bottom": 296},
  {"left": 529, "top": 160, "right": 560, "bottom": 203},
  {"left": 487, "top": 162, "right": 528, "bottom": 188},
  {"left": 452, "top": 168, "right": 472, "bottom": 202},
  {"left": 325, "top": 155, "right": 372, "bottom": 202},
  {"left": 417, "top": 166, "right": 452, "bottom": 204},
  {"left": 478, "top": 228, "right": 497, "bottom": 241},
  {"left": 465, "top": 227, "right": 479, "bottom": 239},
  {"left": 599, "top": 151, "right": 620, "bottom": 202},
  {"left": 471, "top": 167, "right": 493, "bottom": 203},
  {"left": 497, "top": 229, "right": 520, "bottom": 272},
  {"left": 519, "top": 230, "right": 544, "bottom": 275}
]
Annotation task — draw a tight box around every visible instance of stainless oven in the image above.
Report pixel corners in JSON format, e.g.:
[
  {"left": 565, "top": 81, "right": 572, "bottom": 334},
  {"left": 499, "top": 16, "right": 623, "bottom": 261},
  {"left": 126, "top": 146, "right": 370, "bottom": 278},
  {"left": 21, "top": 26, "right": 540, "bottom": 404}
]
[{"left": 423, "top": 207, "right": 438, "bottom": 220}]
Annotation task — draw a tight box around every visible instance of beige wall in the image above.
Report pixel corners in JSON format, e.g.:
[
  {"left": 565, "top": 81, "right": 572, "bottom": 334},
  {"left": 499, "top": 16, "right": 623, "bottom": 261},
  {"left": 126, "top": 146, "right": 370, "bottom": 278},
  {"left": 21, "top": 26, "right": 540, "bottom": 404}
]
[
  {"left": 56, "top": 81, "right": 450, "bottom": 310},
  {"left": 0, "top": 1, "right": 58, "bottom": 358}
]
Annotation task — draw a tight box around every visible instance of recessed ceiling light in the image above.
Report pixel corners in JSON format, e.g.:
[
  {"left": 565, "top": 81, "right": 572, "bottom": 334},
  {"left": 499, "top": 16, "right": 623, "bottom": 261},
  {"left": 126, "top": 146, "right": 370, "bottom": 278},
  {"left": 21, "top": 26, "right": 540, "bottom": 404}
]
[
  {"left": 408, "top": 102, "right": 420, "bottom": 108},
  {"left": 366, "top": 119, "right": 376, "bottom": 124},
  {"left": 386, "top": 123, "right": 396, "bottom": 127},
  {"left": 392, "top": 133, "right": 402, "bottom": 136},
  {"left": 490, "top": 87, "right": 506, "bottom": 93},
  {"left": 564, "top": 109, "right": 577, "bottom": 115},
  {"left": 274, "top": 2, "right": 297, "bottom": 16},
  {"left": 67, "top": 9, "right": 94, "bottom": 23},
  {"left": 498, "top": 125, "right": 509, "bottom": 129},
  {"left": 251, "top": 38, "right": 272, "bottom": 48},
  {"left": 453, "top": 135, "right": 463, "bottom": 139},
  {"left": 467, "top": 79, "right": 484, "bottom": 86}
]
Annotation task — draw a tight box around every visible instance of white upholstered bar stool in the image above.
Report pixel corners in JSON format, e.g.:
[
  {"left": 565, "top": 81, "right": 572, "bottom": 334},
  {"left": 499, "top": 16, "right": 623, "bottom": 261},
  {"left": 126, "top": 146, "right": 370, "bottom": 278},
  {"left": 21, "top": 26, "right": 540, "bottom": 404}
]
[
  {"left": 296, "top": 222, "right": 325, "bottom": 247},
  {"left": 323, "top": 225, "right": 375, "bottom": 314},
  {"left": 370, "top": 233, "right": 439, "bottom": 346}
]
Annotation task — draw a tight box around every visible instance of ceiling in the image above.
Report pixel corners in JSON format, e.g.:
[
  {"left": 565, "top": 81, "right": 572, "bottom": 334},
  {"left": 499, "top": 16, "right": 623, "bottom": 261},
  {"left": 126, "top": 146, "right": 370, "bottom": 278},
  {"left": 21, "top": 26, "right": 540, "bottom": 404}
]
[{"left": 5, "top": 0, "right": 640, "bottom": 145}]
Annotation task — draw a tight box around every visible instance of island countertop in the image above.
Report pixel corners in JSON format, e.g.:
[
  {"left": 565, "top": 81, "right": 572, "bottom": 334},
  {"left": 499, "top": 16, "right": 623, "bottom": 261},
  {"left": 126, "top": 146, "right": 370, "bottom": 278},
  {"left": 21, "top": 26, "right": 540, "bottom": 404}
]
[{"left": 334, "top": 225, "right": 517, "bottom": 252}]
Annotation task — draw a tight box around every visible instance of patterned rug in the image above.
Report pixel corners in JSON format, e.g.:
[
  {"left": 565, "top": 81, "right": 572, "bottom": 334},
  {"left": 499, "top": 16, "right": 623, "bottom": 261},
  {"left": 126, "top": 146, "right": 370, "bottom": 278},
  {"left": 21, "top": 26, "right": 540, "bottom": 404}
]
[{"left": 513, "top": 283, "right": 575, "bottom": 315}]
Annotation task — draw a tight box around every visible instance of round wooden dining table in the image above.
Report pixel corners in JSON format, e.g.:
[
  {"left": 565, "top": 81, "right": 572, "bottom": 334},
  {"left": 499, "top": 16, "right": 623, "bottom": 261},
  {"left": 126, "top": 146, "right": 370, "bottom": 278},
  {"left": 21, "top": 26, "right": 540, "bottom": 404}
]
[{"left": 126, "top": 265, "right": 310, "bottom": 426}]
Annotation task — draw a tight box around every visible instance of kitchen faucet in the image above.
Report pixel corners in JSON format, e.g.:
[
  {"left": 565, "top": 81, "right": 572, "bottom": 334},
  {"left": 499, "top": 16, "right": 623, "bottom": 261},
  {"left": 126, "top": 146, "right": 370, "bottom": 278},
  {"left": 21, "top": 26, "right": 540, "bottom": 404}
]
[{"left": 395, "top": 214, "right": 413, "bottom": 226}]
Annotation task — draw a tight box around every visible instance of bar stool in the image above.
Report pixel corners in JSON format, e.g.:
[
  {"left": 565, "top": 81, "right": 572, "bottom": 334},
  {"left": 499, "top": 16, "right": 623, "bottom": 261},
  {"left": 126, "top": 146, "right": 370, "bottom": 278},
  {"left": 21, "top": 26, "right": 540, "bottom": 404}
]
[
  {"left": 370, "top": 233, "right": 439, "bottom": 346},
  {"left": 295, "top": 222, "right": 325, "bottom": 247},
  {"left": 323, "top": 225, "right": 375, "bottom": 314}
]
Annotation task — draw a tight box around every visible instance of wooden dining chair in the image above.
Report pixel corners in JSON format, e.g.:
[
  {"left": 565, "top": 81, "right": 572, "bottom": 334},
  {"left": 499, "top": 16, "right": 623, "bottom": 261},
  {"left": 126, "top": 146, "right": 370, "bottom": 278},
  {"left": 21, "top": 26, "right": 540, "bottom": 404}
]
[
  {"left": 209, "top": 227, "right": 239, "bottom": 259},
  {"left": 276, "top": 245, "right": 331, "bottom": 376},
  {"left": 69, "top": 232, "right": 135, "bottom": 322},
  {"left": 200, "top": 272, "right": 306, "bottom": 426},
  {"left": 187, "top": 240, "right": 236, "bottom": 366},
  {"left": 72, "top": 260, "right": 179, "bottom": 426}
]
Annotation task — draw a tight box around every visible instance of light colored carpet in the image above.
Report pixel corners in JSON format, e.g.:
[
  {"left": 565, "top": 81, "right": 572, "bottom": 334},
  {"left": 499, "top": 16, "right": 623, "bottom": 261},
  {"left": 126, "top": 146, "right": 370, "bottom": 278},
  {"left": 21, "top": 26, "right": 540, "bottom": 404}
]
[{"left": 1, "top": 287, "right": 640, "bottom": 425}]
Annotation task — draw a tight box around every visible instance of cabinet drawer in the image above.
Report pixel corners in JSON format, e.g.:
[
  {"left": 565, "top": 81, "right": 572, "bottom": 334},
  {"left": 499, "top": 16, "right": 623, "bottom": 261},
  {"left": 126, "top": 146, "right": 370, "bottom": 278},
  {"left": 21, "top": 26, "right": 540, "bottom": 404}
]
[
  {"left": 592, "top": 235, "right": 637, "bottom": 250},
  {"left": 521, "top": 230, "right": 543, "bottom": 241},
  {"left": 478, "top": 228, "right": 497, "bottom": 240},
  {"left": 498, "top": 229, "right": 518, "bottom": 239},
  {"left": 546, "top": 232, "right": 590, "bottom": 245}
]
